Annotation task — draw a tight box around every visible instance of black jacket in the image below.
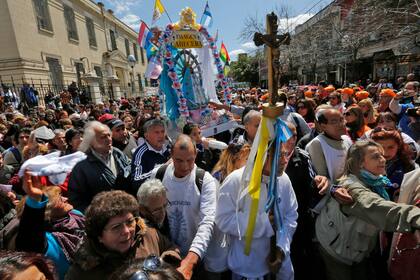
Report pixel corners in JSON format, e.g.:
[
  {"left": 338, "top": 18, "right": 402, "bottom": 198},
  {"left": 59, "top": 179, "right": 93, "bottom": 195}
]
[{"left": 68, "top": 148, "right": 131, "bottom": 212}]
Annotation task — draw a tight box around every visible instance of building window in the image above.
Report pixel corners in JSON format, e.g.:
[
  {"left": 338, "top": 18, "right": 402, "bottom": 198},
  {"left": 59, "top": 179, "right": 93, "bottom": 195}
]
[
  {"left": 125, "top": 38, "right": 130, "bottom": 56},
  {"left": 137, "top": 74, "right": 143, "bottom": 92},
  {"left": 110, "top": 30, "right": 117, "bottom": 50},
  {"left": 63, "top": 5, "right": 78, "bottom": 41},
  {"left": 133, "top": 43, "right": 138, "bottom": 62},
  {"left": 140, "top": 47, "right": 145, "bottom": 65},
  {"left": 32, "top": 0, "right": 53, "bottom": 32},
  {"left": 46, "top": 57, "right": 63, "bottom": 87},
  {"left": 74, "top": 62, "right": 85, "bottom": 88},
  {"left": 94, "top": 66, "right": 102, "bottom": 78},
  {"left": 86, "top": 17, "right": 97, "bottom": 47}
]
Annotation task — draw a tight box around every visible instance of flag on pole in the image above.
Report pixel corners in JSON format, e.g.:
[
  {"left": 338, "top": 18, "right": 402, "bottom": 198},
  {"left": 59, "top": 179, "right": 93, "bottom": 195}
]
[
  {"left": 214, "top": 29, "right": 219, "bottom": 42},
  {"left": 200, "top": 1, "right": 213, "bottom": 28},
  {"left": 137, "top": 21, "right": 153, "bottom": 48},
  {"left": 220, "top": 42, "right": 230, "bottom": 64},
  {"left": 145, "top": 56, "right": 163, "bottom": 79},
  {"left": 152, "top": 0, "right": 165, "bottom": 24}
]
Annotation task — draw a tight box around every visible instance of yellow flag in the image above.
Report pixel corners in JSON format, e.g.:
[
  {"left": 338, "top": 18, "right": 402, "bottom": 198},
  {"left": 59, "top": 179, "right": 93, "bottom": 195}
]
[
  {"left": 244, "top": 117, "right": 270, "bottom": 255},
  {"left": 152, "top": 0, "right": 165, "bottom": 22}
]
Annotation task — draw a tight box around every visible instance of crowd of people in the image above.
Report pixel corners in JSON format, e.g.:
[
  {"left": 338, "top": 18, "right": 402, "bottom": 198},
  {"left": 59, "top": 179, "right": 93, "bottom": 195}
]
[{"left": 0, "top": 73, "right": 419, "bottom": 280}]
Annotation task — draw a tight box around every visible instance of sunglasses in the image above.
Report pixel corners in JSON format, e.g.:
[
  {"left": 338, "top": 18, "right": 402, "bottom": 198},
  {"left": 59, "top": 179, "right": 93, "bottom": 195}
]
[
  {"left": 372, "top": 126, "right": 396, "bottom": 133},
  {"left": 227, "top": 142, "right": 244, "bottom": 154},
  {"left": 129, "top": 255, "right": 162, "bottom": 280}
]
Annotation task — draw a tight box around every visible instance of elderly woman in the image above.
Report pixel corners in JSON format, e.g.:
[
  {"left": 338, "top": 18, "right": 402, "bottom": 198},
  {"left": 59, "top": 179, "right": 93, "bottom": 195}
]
[
  {"left": 316, "top": 140, "right": 420, "bottom": 280},
  {"left": 65, "top": 190, "right": 180, "bottom": 280}
]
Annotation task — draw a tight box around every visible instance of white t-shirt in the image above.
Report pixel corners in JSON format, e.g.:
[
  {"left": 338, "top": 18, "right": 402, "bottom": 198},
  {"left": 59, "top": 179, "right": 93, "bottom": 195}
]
[{"left": 150, "top": 163, "right": 217, "bottom": 259}]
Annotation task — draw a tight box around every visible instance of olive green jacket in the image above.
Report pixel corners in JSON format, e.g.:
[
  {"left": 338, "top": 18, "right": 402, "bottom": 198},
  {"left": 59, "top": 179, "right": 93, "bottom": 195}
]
[{"left": 316, "top": 174, "right": 420, "bottom": 265}]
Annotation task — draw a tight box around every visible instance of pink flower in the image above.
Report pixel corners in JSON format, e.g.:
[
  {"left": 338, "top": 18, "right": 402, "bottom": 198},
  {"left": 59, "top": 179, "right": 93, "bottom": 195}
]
[
  {"left": 166, "top": 60, "right": 174, "bottom": 68},
  {"left": 172, "top": 82, "right": 181, "bottom": 89},
  {"left": 168, "top": 71, "right": 177, "bottom": 80}
]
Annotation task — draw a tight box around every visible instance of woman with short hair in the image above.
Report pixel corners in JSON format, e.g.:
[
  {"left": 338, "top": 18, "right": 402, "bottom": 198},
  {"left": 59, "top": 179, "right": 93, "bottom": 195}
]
[{"left": 65, "top": 190, "right": 180, "bottom": 280}]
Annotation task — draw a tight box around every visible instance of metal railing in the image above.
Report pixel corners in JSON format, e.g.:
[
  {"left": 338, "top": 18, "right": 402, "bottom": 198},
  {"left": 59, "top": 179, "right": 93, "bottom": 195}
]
[{"left": 0, "top": 75, "right": 92, "bottom": 106}]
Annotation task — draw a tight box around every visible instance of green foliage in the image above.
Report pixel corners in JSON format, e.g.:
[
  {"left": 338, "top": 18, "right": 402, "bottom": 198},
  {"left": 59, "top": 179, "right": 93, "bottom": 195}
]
[{"left": 229, "top": 54, "right": 260, "bottom": 86}]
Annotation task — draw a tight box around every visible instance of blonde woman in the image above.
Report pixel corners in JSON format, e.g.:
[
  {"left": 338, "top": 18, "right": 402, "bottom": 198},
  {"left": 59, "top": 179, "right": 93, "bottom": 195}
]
[
  {"left": 211, "top": 143, "right": 251, "bottom": 183},
  {"left": 358, "top": 98, "right": 377, "bottom": 128}
]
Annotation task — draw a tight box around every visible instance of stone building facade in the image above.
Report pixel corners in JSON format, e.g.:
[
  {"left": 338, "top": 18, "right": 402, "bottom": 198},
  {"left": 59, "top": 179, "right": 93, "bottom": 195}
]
[
  {"left": 285, "top": 0, "right": 420, "bottom": 85},
  {"left": 0, "top": 0, "right": 148, "bottom": 103}
]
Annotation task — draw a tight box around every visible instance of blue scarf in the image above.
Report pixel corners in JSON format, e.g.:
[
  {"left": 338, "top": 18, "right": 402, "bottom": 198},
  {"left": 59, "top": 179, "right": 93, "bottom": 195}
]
[{"left": 359, "top": 169, "right": 391, "bottom": 200}]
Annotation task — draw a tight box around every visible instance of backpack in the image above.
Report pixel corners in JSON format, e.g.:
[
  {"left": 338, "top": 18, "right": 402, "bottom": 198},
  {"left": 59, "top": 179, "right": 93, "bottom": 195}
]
[{"left": 155, "top": 164, "right": 206, "bottom": 193}]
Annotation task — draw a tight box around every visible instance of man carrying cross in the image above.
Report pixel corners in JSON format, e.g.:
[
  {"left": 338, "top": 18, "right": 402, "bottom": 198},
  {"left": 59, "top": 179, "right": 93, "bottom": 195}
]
[{"left": 215, "top": 12, "right": 297, "bottom": 280}]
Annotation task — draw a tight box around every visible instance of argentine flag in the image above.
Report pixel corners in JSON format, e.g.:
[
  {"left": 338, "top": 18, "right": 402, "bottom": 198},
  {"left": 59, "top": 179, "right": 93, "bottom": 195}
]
[{"left": 200, "top": 2, "right": 213, "bottom": 28}]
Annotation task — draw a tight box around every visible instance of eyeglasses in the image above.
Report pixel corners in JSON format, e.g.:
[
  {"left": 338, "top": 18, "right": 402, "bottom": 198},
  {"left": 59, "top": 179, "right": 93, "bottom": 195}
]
[
  {"left": 326, "top": 117, "right": 345, "bottom": 126},
  {"left": 146, "top": 201, "right": 170, "bottom": 215},
  {"left": 129, "top": 255, "right": 162, "bottom": 280},
  {"left": 103, "top": 216, "right": 138, "bottom": 235}
]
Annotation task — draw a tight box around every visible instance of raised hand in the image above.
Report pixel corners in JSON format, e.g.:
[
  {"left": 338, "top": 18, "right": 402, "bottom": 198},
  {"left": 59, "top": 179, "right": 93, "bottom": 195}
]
[{"left": 22, "top": 170, "right": 43, "bottom": 202}]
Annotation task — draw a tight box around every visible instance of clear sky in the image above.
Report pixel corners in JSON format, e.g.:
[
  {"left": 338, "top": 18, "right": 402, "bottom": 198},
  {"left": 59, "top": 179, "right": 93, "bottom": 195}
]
[{"left": 100, "top": 0, "right": 332, "bottom": 60}]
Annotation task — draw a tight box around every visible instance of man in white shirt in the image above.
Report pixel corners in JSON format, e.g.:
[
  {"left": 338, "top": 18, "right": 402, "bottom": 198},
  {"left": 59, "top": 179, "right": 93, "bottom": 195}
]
[
  {"left": 216, "top": 143, "right": 298, "bottom": 280},
  {"left": 150, "top": 134, "right": 217, "bottom": 280}
]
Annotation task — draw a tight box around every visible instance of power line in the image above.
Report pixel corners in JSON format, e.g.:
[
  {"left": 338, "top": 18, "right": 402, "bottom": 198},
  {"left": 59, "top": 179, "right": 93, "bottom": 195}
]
[{"left": 287, "top": 0, "right": 332, "bottom": 32}]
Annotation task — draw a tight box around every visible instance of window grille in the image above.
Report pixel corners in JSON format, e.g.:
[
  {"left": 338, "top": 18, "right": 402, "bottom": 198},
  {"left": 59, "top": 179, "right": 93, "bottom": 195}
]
[
  {"left": 110, "top": 30, "right": 117, "bottom": 50},
  {"left": 86, "top": 17, "right": 97, "bottom": 47},
  {"left": 33, "top": 0, "right": 53, "bottom": 32},
  {"left": 64, "top": 5, "right": 79, "bottom": 41}
]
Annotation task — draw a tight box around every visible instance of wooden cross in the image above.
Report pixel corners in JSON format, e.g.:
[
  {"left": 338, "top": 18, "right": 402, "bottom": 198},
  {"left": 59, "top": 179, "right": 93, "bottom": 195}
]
[{"left": 254, "top": 12, "right": 291, "bottom": 117}]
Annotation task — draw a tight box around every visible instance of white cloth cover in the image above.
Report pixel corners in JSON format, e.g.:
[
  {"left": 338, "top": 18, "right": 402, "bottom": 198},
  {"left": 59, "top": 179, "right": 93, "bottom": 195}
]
[{"left": 18, "top": 151, "right": 87, "bottom": 185}]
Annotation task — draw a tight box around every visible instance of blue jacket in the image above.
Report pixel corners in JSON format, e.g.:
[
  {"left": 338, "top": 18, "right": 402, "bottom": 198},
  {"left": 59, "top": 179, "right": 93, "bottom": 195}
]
[
  {"left": 16, "top": 196, "right": 84, "bottom": 280},
  {"left": 130, "top": 142, "right": 170, "bottom": 194}
]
